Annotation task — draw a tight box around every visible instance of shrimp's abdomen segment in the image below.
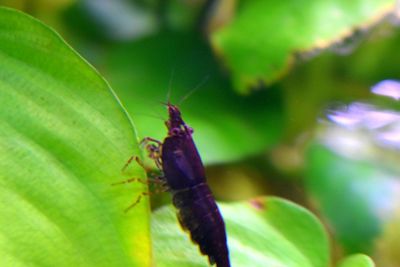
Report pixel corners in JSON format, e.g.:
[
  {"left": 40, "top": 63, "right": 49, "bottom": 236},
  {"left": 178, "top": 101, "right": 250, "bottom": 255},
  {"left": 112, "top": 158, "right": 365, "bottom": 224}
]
[{"left": 172, "top": 183, "right": 230, "bottom": 267}]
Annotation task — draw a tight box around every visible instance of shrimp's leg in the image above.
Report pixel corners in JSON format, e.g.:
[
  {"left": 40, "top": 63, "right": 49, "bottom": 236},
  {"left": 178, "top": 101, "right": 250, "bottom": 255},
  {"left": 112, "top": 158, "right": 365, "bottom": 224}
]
[
  {"left": 140, "top": 138, "right": 163, "bottom": 170},
  {"left": 124, "top": 183, "right": 168, "bottom": 213},
  {"left": 117, "top": 138, "right": 167, "bottom": 213},
  {"left": 122, "top": 137, "right": 163, "bottom": 172}
]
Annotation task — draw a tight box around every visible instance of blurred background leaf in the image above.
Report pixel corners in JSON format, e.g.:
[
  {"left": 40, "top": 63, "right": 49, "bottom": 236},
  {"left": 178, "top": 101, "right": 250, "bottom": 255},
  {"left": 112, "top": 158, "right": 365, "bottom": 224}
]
[
  {"left": 103, "top": 30, "right": 284, "bottom": 164},
  {"left": 210, "top": 0, "right": 397, "bottom": 93},
  {"left": 305, "top": 91, "right": 400, "bottom": 255},
  {"left": 337, "top": 254, "right": 375, "bottom": 267},
  {"left": 305, "top": 143, "right": 398, "bottom": 253}
]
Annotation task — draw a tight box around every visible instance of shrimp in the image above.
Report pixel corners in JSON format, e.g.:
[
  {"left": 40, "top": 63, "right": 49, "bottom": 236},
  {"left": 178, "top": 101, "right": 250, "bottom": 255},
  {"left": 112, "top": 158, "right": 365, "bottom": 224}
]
[{"left": 142, "top": 103, "right": 230, "bottom": 267}]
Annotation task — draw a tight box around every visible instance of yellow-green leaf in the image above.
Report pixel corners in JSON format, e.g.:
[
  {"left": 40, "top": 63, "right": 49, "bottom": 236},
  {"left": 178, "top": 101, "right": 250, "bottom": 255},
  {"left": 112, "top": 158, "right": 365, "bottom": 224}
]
[{"left": 0, "top": 7, "right": 150, "bottom": 267}]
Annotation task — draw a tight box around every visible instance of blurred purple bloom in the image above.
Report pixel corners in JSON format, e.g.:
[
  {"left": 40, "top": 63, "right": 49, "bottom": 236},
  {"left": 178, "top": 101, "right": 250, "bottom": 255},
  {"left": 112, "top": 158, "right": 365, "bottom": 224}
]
[{"left": 371, "top": 79, "right": 400, "bottom": 100}]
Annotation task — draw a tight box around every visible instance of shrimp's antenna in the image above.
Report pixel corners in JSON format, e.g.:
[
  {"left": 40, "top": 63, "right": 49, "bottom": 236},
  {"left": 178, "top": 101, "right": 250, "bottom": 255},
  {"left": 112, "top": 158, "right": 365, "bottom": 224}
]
[
  {"left": 131, "top": 112, "right": 166, "bottom": 122},
  {"left": 166, "top": 67, "right": 176, "bottom": 104},
  {"left": 178, "top": 75, "right": 210, "bottom": 105},
  {"left": 131, "top": 93, "right": 165, "bottom": 118}
]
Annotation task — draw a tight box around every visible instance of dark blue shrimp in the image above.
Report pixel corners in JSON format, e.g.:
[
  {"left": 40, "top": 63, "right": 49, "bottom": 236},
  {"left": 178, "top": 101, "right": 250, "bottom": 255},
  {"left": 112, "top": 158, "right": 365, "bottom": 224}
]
[{"left": 143, "top": 104, "right": 230, "bottom": 267}]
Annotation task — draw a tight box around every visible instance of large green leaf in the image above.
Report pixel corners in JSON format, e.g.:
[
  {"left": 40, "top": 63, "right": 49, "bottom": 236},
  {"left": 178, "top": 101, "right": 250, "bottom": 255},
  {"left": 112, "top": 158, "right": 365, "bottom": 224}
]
[
  {"left": 104, "top": 31, "right": 283, "bottom": 164},
  {"left": 0, "top": 7, "right": 150, "bottom": 267},
  {"left": 211, "top": 0, "right": 396, "bottom": 93},
  {"left": 152, "top": 197, "right": 330, "bottom": 267}
]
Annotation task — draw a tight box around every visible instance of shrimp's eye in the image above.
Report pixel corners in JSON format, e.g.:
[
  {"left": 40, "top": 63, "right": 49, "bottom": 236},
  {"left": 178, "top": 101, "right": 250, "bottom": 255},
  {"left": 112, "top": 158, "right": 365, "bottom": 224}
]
[{"left": 171, "top": 127, "right": 181, "bottom": 136}]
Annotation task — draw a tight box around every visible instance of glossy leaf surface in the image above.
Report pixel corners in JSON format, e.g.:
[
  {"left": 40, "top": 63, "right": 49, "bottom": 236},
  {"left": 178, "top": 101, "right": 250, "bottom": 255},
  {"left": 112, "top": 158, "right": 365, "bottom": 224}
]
[
  {"left": 152, "top": 197, "right": 330, "bottom": 267},
  {"left": 0, "top": 7, "right": 150, "bottom": 267}
]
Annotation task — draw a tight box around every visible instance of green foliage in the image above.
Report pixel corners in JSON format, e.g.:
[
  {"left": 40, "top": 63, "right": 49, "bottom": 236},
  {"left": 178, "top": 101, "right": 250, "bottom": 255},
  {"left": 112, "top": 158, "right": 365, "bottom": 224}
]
[
  {"left": 1, "top": 0, "right": 399, "bottom": 266},
  {"left": 211, "top": 0, "right": 396, "bottom": 93},
  {"left": 305, "top": 126, "right": 400, "bottom": 254},
  {"left": 152, "top": 197, "right": 329, "bottom": 267},
  {"left": 0, "top": 7, "right": 150, "bottom": 267},
  {"left": 305, "top": 144, "right": 382, "bottom": 252},
  {"left": 153, "top": 197, "right": 372, "bottom": 267},
  {"left": 105, "top": 31, "right": 283, "bottom": 164},
  {"left": 337, "top": 254, "right": 375, "bottom": 267}
]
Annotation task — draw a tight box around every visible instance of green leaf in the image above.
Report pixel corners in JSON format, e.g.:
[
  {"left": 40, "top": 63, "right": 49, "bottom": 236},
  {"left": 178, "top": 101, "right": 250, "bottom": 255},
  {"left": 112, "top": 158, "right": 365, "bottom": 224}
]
[
  {"left": 211, "top": 0, "right": 396, "bottom": 93},
  {"left": 152, "top": 197, "right": 330, "bottom": 267},
  {"left": 305, "top": 142, "right": 400, "bottom": 253},
  {"left": 337, "top": 254, "right": 375, "bottom": 267},
  {"left": 105, "top": 30, "right": 283, "bottom": 164},
  {"left": 0, "top": 7, "right": 150, "bottom": 267}
]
